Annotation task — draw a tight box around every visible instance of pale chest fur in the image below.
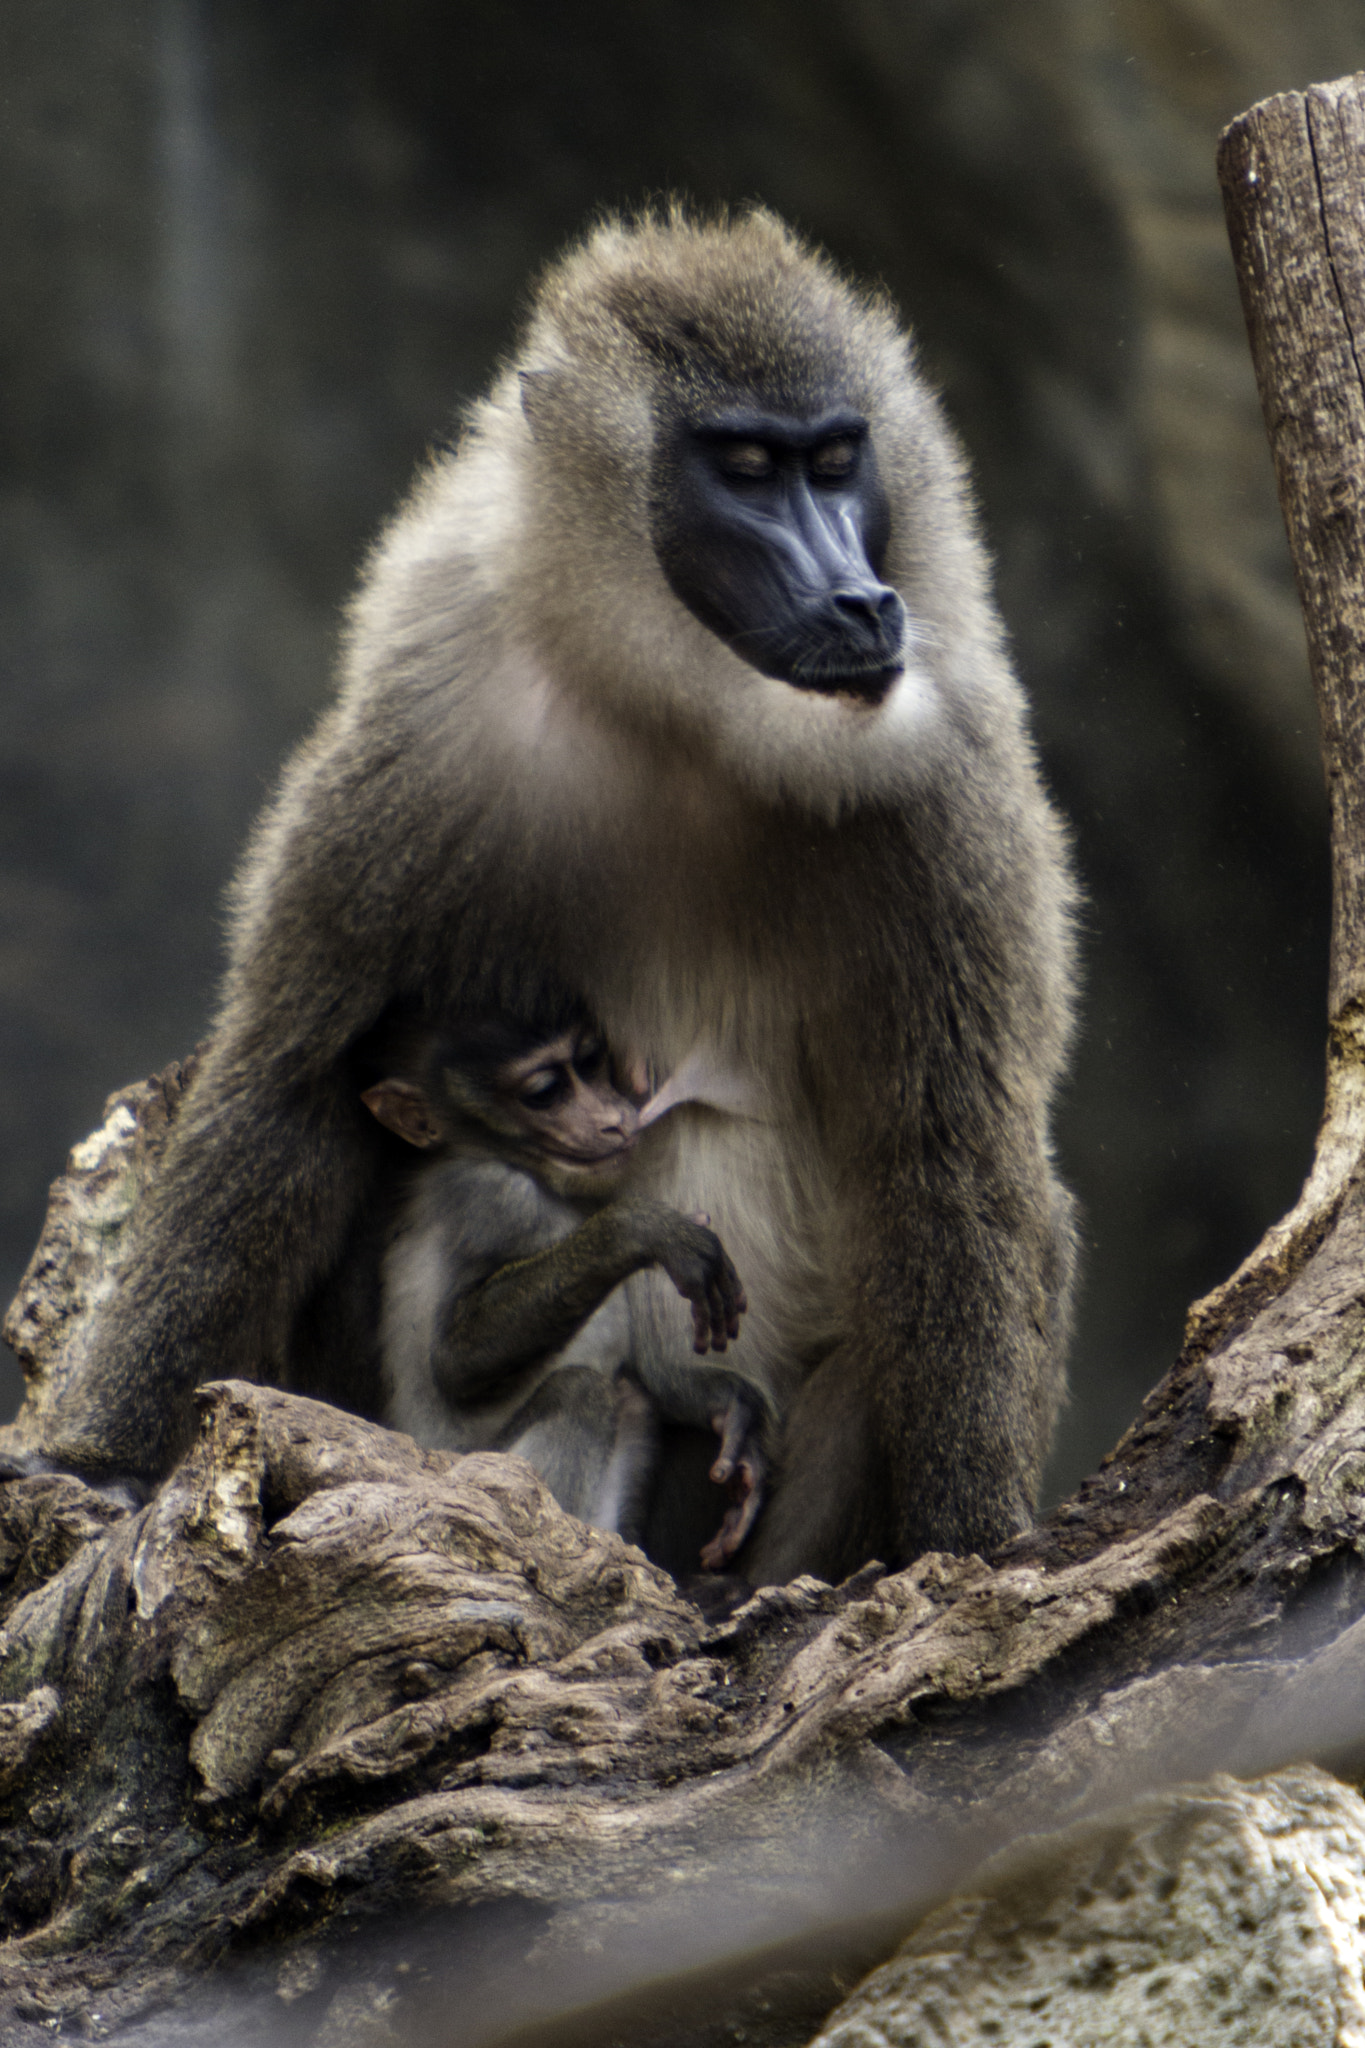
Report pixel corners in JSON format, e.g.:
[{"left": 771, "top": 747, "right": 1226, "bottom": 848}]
[{"left": 480, "top": 675, "right": 852, "bottom": 1408}]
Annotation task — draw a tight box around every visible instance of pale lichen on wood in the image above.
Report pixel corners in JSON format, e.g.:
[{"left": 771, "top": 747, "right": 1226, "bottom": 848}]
[{"left": 1, "top": 1059, "right": 198, "bottom": 1453}]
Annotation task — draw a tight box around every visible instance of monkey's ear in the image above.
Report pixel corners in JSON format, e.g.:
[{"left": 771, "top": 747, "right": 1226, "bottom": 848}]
[
  {"left": 360, "top": 1080, "right": 443, "bottom": 1149},
  {"left": 519, "top": 368, "right": 565, "bottom": 442}
]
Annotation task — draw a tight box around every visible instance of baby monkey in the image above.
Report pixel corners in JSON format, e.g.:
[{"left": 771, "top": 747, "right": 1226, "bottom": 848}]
[{"left": 361, "top": 1010, "right": 763, "bottom": 1567}]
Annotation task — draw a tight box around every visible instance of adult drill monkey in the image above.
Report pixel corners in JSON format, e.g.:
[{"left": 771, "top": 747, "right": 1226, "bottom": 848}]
[{"left": 42, "top": 206, "right": 1078, "bottom": 1584}]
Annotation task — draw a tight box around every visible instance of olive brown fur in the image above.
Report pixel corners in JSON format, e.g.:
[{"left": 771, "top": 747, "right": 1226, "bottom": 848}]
[{"left": 44, "top": 205, "right": 1078, "bottom": 1585}]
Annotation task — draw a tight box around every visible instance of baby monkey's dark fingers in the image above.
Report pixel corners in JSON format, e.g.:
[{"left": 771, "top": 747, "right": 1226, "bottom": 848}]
[
  {"left": 715, "top": 1252, "right": 745, "bottom": 1341},
  {"left": 704, "top": 1277, "right": 731, "bottom": 1351},
  {"left": 723, "top": 1279, "right": 746, "bottom": 1341}
]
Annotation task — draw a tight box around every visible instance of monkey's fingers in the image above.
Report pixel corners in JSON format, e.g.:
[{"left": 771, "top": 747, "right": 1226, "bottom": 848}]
[
  {"left": 715, "top": 1256, "right": 746, "bottom": 1339},
  {"left": 724, "top": 1465, "right": 765, "bottom": 1552},
  {"left": 687, "top": 1278, "right": 734, "bottom": 1352},
  {"left": 706, "top": 1278, "right": 732, "bottom": 1351},
  {"left": 723, "top": 1282, "right": 747, "bottom": 1340}
]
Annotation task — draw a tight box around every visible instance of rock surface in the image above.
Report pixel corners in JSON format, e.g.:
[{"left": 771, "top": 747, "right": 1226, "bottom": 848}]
[{"left": 811, "top": 1765, "right": 1365, "bottom": 2048}]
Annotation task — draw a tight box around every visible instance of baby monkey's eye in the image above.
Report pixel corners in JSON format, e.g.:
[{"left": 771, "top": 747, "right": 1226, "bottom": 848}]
[
  {"left": 717, "top": 440, "right": 776, "bottom": 481},
  {"left": 809, "top": 437, "right": 859, "bottom": 481},
  {"left": 518, "top": 1067, "right": 570, "bottom": 1107}
]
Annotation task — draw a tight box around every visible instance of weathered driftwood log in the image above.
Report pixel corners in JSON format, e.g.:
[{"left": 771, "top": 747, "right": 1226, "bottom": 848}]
[{"left": 5, "top": 69, "right": 1365, "bottom": 2048}]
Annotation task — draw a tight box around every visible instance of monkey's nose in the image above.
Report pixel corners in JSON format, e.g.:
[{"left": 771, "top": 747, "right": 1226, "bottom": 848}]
[
  {"left": 831, "top": 585, "right": 904, "bottom": 651},
  {"left": 833, "top": 586, "right": 898, "bottom": 626}
]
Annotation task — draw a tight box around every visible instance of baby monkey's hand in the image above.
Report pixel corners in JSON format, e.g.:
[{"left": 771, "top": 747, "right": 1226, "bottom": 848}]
[
  {"left": 623, "top": 1200, "right": 747, "bottom": 1352},
  {"left": 662, "top": 1210, "right": 747, "bottom": 1353}
]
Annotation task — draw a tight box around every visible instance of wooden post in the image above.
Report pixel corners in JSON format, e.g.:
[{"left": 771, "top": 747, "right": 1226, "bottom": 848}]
[
  {"left": 1201, "top": 76, "right": 1365, "bottom": 1292},
  {"left": 1219, "top": 76, "right": 1365, "bottom": 1029}
]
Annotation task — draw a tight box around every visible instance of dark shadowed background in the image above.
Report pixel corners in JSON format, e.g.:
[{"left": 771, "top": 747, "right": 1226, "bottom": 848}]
[{"left": 2, "top": 0, "right": 1360, "bottom": 1497}]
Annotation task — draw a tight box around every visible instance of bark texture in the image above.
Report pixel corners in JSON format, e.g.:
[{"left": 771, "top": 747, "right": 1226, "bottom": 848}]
[{"left": 3, "top": 68, "right": 1365, "bottom": 2048}]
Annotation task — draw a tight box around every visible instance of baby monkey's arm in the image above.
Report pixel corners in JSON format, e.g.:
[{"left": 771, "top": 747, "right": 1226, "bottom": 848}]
[{"left": 435, "top": 1198, "right": 745, "bottom": 1407}]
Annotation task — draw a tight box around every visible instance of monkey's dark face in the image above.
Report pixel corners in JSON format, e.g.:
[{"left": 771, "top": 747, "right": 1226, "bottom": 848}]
[{"left": 650, "top": 406, "right": 906, "bottom": 706}]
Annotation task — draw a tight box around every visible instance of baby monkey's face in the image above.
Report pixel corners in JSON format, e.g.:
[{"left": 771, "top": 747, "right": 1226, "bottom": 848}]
[
  {"left": 360, "top": 1021, "right": 642, "bottom": 1194},
  {"left": 494, "top": 1028, "right": 640, "bottom": 1178}
]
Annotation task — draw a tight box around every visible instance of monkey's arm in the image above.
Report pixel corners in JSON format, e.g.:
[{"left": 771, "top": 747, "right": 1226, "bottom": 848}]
[
  {"left": 741, "top": 815, "right": 1076, "bottom": 1586},
  {"left": 741, "top": 1139, "right": 1073, "bottom": 1586},
  {"left": 40, "top": 714, "right": 479, "bottom": 1482},
  {"left": 435, "top": 1199, "right": 745, "bottom": 1405},
  {"left": 41, "top": 1038, "right": 381, "bottom": 1481}
]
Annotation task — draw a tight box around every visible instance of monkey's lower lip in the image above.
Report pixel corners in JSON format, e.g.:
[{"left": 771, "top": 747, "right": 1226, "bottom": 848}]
[
  {"left": 788, "top": 665, "right": 902, "bottom": 707},
  {"left": 553, "top": 1145, "right": 636, "bottom": 1171}
]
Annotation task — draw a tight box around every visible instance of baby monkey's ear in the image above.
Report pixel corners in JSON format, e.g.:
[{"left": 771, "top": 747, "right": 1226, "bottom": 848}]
[{"left": 360, "top": 1079, "right": 444, "bottom": 1149}]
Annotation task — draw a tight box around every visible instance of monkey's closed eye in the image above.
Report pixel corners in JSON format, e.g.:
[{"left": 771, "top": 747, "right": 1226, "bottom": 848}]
[
  {"left": 518, "top": 1068, "right": 571, "bottom": 1107},
  {"left": 809, "top": 437, "right": 859, "bottom": 481},
  {"left": 716, "top": 440, "right": 776, "bottom": 482}
]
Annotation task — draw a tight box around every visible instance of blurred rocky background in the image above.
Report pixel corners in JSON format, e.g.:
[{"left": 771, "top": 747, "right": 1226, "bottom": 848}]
[{"left": 2, "top": 0, "right": 1359, "bottom": 1495}]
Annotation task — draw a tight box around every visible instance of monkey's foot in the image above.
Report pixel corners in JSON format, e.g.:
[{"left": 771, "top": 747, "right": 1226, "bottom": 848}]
[
  {"left": 700, "top": 1398, "right": 766, "bottom": 1569},
  {"left": 7, "top": 1446, "right": 149, "bottom": 1513},
  {"left": 698, "top": 1477, "right": 763, "bottom": 1570}
]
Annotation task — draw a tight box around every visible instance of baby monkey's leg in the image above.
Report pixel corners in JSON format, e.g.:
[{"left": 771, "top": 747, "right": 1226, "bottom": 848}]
[
  {"left": 497, "top": 1363, "right": 658, "bottom": 1543},
  {"left": 593, "top": 1367, "right": 659, "bottom": 1547}
]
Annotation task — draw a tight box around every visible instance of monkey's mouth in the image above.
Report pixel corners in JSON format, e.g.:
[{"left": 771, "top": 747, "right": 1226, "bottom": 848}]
[
  {"left": 787, "top": 663, "right": 903, "bottom": 707},
  {"left": 542, "top": 1140, "right": 638, "bottom": 1173}
]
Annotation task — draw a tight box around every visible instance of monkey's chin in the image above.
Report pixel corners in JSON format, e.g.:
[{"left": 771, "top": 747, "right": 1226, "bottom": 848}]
[
  {"left": 787, "top": 664, "right": 903, "bottom": 708},
  {"left": 535, "top": 1152, "right": 634, "bottom": 1202}
]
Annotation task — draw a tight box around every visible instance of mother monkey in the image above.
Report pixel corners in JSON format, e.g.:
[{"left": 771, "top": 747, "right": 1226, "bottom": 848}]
[{"left": 44, "top": 209, "right": 1078, "bottom": 1585}]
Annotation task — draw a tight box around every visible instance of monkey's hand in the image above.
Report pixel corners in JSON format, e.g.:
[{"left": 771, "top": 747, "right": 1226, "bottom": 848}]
[
  {"left": 654, "top": 1210, "right": 747, "bottom": 1354},
  {"left": 699, "top": 1391, "right": 766, "bottom": 1569}
]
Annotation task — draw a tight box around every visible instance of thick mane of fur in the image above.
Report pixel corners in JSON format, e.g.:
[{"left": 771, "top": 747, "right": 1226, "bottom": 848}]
[
  {"left": 345, "top": 205, "right": 1022, "bottom": 823},
  {"left": 529, "top": 205, "right": 905, "bottom": 416}
]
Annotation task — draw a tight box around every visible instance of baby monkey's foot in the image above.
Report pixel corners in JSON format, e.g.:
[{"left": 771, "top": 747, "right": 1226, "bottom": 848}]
[{"left": 699, "top": 1392, "right": 766, "bottom": 1569}]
